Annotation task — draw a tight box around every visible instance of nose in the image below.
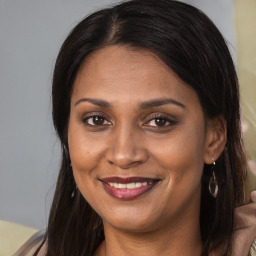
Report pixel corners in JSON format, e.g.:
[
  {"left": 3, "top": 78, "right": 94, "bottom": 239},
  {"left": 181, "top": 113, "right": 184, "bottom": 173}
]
[{"left": 106, "top": 126, "right": 149, "bottom": 169}]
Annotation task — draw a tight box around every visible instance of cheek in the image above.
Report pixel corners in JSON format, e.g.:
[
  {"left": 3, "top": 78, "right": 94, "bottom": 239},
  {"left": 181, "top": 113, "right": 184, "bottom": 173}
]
[
  {"left": 151, "top": 125, "right": 206, "bottom": 189},
  {"left": 69, "top": 130, "right": 105, "bottom": 211},
  {"left": 67, "top": 118, "right": 106, "bottom": 198},
  {"left": 68, "top": 117, "right": 104, "bottom": 169},
  {"left": 145, "top": 129, "right": 205, "bottom": 220}
]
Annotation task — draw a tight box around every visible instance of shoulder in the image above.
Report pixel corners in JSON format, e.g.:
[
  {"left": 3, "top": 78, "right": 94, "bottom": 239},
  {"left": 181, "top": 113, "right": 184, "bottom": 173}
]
[
  {"left": 12, "top": 230, "right": 46, "bottom": 256},
  {"left": 232, "top": 191, "right": 256, "bottom": 256}
]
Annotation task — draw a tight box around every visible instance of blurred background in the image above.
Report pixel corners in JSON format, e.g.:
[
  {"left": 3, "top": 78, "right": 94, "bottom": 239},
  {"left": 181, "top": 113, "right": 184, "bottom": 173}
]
[{"left": 0, "top": 0, "right": 255, "bottom": 247}]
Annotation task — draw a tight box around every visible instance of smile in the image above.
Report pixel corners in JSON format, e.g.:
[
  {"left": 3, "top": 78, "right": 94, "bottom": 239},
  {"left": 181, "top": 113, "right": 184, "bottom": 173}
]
[
  {"left": 108, "top": 181, "right": 153, "bottom": 189},
  {"left": 100, "top": 177, "right": 160, "bottom": 200}
]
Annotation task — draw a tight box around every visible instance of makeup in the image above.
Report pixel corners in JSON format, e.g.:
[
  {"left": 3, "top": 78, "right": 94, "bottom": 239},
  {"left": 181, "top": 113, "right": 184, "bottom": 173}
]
[{"left": 100, "top": 177, "right": 160, "bottom": 200}]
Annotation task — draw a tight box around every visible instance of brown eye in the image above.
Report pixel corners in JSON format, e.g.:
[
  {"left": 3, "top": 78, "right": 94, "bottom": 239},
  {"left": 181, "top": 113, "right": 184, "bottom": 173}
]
[
  {"left": 144, "top": 115, "right": 177, "bottom": 128},
  {"left": 83, "top": 115, "right": 111, "bottom": 126},
  {"left": 154, "top": 118, "right": 167, "bottom": 126},
  {"left": 92, "top": 116, "right": 104, "bottom": 125},
  {"left": 145, "top": 117, "right": 169, "bottom": 127}
]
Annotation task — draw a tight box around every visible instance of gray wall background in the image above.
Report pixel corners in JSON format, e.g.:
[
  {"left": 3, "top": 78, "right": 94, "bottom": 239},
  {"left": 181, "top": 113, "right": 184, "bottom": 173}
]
[{"left": 0, "top": 0, "right": 236, "bottom": 229}]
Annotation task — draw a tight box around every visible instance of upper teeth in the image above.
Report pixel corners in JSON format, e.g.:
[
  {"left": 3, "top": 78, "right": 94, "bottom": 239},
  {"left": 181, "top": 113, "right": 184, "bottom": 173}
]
[{"left": 108, "top": 182, "right": 153, "bottom": 189}]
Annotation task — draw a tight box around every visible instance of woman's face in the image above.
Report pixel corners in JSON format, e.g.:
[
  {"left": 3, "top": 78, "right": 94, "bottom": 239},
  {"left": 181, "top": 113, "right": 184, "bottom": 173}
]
[{"left": 68, "top": 46, "right": 214, "bottom": 232}]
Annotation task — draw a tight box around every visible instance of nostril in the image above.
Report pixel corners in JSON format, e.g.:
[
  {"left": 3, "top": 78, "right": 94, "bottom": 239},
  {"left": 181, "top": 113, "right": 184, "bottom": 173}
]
[
  {"left": 107, "top": 157, "right": 148, "bottom": 169},
  {"left": 108, "top": 160, "right": 114, "bottom": 165},
  {"left": 105, "top": 137, "right": 149, "bottom": 168}
]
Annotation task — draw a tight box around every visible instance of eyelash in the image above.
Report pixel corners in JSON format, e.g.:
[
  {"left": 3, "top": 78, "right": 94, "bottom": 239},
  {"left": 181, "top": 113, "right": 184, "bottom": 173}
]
[
  {"left": 82, "top": 115, "right": 111, "bottom": 127},
  {"left": 144, "top": 114, "right": 177, "bottom": 128},
  {"left": 82, "top": 113, "right": 177, "bottom": 129}
]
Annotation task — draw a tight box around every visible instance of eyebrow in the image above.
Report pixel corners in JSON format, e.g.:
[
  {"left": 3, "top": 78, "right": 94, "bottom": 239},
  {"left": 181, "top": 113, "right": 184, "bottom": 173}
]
[
  {"left": 139, "top": 98, "right": 185, "bottom": 109},
  {"left": 75, "top": 98, "right": 111, "bottom": 108},
  {"left": 74, "top": 97, "right": 185, "bottom": 109}
]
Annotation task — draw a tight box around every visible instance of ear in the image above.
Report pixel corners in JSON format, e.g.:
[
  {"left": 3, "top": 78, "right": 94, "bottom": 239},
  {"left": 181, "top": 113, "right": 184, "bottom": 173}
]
[{"left": 204, "top": 115, "right": 227, "bottom": 164}]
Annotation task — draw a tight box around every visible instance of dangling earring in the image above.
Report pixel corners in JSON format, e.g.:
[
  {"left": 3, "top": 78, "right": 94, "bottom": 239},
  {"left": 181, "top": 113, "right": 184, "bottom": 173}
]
[
  {"left": 63, "top": 144, "right": 69, "bottom": 158},
  {"left": 69, "top": 162, "right": 78, "bottom": 198},
  {"left": 70, "top": 182, "right": 78, "bottom": 199},
  {"left": 71, "top": 185, "right": 77, "bottom": 198},
  {"left": 209, "top": 157, "right": 218, "bottom": 198}
]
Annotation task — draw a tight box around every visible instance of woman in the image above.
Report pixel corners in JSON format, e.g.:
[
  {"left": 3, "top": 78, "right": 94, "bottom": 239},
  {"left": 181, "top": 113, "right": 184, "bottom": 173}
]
[{"left": 15, "top": 0, "right": 256, "bottom": 255}]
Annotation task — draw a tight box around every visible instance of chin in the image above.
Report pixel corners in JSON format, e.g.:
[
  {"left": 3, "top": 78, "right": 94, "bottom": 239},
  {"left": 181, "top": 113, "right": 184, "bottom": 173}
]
[
  {"left": 105, "top": 217, "right": 159, "bottom": 233},
  {"left": 100, "top": 206, "right": 166, "bottom": 233}
]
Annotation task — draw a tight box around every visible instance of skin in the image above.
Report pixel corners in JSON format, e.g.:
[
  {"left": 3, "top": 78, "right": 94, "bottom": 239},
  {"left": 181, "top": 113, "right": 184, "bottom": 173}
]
[{"left": 68, "top": 46, "right": 227, "bottom": 256}]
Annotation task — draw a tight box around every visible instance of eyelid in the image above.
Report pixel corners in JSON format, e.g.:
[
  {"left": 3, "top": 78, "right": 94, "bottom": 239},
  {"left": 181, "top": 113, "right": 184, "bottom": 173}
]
[
  {"left": 85, "top": 116, "right": 111, "bottom": 126},
  {"left": 143, "top": 113, "right": 177, "bottom": 127},
  {"left": 81, "top": 112, "right": 112, "bottom": 126},
  {"left": 80, "top": 112, "right": 177, "bottom": 129}
]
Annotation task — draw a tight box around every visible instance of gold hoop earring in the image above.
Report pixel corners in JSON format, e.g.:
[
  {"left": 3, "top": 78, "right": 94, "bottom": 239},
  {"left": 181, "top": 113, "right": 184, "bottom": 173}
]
[{"left": 209, "top": 157, "right": 218, "bottom": 198}]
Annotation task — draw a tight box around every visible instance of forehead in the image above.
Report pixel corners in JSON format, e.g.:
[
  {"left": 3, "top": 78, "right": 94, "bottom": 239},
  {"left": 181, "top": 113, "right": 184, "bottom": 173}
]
[{"left": 71, "top": 45, "right": 199, "bottom": 108}]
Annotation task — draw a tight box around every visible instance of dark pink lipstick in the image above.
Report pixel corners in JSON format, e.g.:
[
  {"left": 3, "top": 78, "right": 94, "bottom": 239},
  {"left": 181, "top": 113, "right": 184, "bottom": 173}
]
[{"left": 100, "top": 177, "right": 160, "bottom": 200}]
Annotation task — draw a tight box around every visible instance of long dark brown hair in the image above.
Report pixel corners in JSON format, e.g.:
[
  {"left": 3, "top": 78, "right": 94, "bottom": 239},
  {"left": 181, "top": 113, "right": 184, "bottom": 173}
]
[{"left": 34, "top": 0, "right": 247, "bottom": 255}]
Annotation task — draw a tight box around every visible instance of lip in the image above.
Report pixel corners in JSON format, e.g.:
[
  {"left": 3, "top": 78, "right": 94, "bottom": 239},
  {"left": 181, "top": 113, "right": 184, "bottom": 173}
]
[{"left": 100, "top": 176, "right": 161, "bottom": 200}]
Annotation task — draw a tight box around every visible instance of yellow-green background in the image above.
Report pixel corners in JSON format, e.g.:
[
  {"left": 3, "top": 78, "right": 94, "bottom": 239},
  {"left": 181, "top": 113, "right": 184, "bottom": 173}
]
[{"left": 235, "top": 0, "right": 256, "bottom": 199}]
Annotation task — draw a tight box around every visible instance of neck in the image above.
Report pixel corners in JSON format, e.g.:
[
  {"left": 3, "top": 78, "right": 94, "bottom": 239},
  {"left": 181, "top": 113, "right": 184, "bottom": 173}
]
[
  {"left": 94, "top": 187, "right": 203, "bottom": 256},
  {"left": 94, "top": 214, "right": 202, "bottom": 256}
]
